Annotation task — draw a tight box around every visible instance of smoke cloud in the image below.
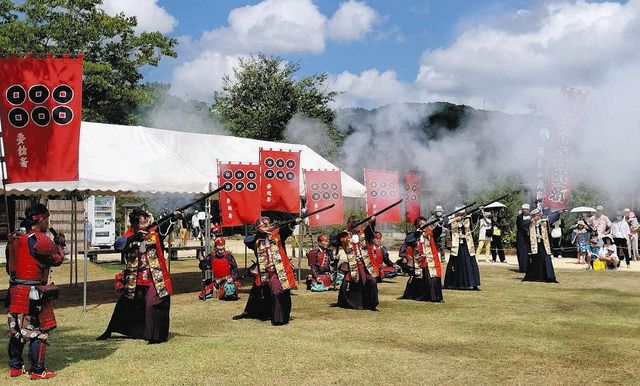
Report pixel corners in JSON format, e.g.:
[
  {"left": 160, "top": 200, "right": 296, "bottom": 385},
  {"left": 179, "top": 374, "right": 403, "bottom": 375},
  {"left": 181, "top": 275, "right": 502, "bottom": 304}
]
[
  {"left": 140, "top": 94, "right": 227, "bottom": 135},
  {"left": 321, "top": 93, "right": 640, "bottom": 212}
]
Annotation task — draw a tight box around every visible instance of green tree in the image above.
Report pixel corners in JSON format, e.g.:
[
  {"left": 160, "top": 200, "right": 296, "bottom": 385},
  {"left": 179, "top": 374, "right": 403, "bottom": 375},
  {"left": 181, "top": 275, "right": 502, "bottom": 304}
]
[
  {"left": 0, "top": 0, "right": 177, "bottom": 124},
  {"left": 213, "top": 53, "right": 343, "bottom": 157}
]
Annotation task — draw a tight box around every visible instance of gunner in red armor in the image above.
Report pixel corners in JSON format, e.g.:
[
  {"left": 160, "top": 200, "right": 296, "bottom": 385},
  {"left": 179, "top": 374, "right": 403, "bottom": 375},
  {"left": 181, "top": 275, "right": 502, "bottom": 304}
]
[
  {"left": 6, "top": 204, "right": 65, "bottom": 380},
  {"left": 233, "top": 216, "right": 301, "bottom": 325},
  {"left": 198, "top": 237, "right": 240, "bottom": 301},
  {"left": 366, "top": 229, "right": 399, "bottom": 282},
  {"left": 96, "top": 209, "right": 180, "bottom": 343},
  {"left": 305, "top": 234, "right": 335, "bottom": 291}
]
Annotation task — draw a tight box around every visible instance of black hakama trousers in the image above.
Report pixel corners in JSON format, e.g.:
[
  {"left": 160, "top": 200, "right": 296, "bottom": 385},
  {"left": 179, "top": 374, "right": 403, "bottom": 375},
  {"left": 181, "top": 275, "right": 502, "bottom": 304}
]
[
  {"left": 444, "top": 241, "right": 481, "bottom": 290},
  {"left": 241, "top": 275, "right": 291, "bottom": 325},
  {"left": 516, "top": 234, "right": 529, "bottom": 272},
  {"left": 337, "top": 272, "right": 379, "bottom": 311},
  {"left": 423, "top": 270, "right": 444, "bottom": 302},
  {"left": 523, "top": 241, "right": 558, "bottom": 283},
  {"left": 400, "top": 269, "right": 424, "bottom": 300},
  {"left": 99, "top": 284, "right": 170, "bottom": 343},
  {"left": 401, "top": 268, "right": 443, "bottom": 302}
]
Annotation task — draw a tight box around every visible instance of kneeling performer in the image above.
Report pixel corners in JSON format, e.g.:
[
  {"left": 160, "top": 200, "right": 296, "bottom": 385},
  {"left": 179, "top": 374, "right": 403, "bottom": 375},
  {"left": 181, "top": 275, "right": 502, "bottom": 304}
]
[
  {"left": 198, "top": 237, "right": 240, "bottom": 300},
  {"left": 306, "top": 234, "right": 335, "bottom": 292}
]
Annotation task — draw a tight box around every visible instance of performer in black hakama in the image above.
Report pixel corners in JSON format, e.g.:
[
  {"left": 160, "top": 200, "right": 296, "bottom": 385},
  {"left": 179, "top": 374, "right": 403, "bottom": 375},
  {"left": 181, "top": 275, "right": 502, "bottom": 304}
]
[
  {"left": 399, "top": 216, "right": 443, "bottom": 302},
  {"left": 523, "top": 208, "right": 560, "bottom": 283},
  {"left": 97, "top": 209, "right": 179, "bottom": 344},
  {"left": 330, "top": 216, "right": 379, "bottom": 310},
  {"left": 443, "top": 208, "right": 481, "bottom": 290},
  {"left": 233, "top": 216, "right": 300, "bottom": 325},
  {"left": 516, "top": 204, "right": 532, "bottom": 272}
]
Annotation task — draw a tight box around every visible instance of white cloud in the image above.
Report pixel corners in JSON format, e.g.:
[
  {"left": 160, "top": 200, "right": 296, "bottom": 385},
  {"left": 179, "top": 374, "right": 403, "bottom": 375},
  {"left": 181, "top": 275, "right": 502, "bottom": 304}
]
[
  {"left": 327, "top": 1, "right": 380, "bottom": 41},
  {"left": 170, "top": 0, "right": 382, "bottom": 101},
  {"left": 200, "top": 0, "right": 327, "bottom": 54},
  {"left": 328, "top": 69, "right": 417, "bottom": 108},
  {"left": 100, "top": 0, "right": 177, "bottom": 34},
  {"left": 415, "top": 0, "right": 640, "bottom": 112},
  {"left": 170, "top": 52, "right": 243, "bottom": 100}
]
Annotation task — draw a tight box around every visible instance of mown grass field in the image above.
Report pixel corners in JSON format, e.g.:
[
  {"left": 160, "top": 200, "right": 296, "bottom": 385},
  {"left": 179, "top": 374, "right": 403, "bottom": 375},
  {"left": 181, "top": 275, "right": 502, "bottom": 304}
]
[{"left": 1, "top": 259, "right": 639, "bottom": 385}]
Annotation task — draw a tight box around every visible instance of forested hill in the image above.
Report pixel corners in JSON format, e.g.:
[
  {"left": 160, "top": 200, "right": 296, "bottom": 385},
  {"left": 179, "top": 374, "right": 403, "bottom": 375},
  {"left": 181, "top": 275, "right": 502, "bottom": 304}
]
[{"left": 334, "top": 102, "right": 550, "bottom": 142}]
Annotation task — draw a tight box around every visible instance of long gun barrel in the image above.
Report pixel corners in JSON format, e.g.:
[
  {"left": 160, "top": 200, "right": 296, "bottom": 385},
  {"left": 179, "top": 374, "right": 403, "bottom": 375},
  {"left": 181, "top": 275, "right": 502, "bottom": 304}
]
[
  {"left": 466, "top": 192, "right": 514, "bottom": 216},
  {"left": 145, "top": 183, "right": 231, "bottom": 231},
  {"left": 421, "top": 202, "right": 476, "bottom": 230},
  {"left": 355, "top": 199, "right": 403, "bottom": 227},
  {"left": 277, "top": 204, "right": 336, "bottom": 228}
]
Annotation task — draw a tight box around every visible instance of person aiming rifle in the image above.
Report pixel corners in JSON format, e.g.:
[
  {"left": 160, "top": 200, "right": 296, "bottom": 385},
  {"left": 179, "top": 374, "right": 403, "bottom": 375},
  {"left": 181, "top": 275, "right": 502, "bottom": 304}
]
[
  {"left": 234, "top": 205, "right": 334, "bottom": 325},
  {"left": 97, "top": 185, "right": 227, "bottom": 343},
  {"left": 330, "top": 199, "right": 402, "bottom": 310},
  {"left": 442, "top": 193, "right": 513, "bottom": 291}
]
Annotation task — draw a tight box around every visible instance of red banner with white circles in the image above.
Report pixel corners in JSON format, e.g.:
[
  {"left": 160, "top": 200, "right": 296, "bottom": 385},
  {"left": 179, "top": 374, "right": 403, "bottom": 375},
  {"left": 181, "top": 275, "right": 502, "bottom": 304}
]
[
  {"left": 260, "top": 148, "right": 301, "bottom": 213},
  {"left": 303, "top": 169, "right": 344, "bottom": 227},
  {"left": 0, "top": 54, "right": 83, "bottom": 183},
  {"left": 405, "top": 171, "right": 422, "bottom": 224},
  {"left": 364, "top": 169, "right": 401, "bottom": 223},
  {"left": 218, "top": 162, "right": 261, "bottom": 227}
]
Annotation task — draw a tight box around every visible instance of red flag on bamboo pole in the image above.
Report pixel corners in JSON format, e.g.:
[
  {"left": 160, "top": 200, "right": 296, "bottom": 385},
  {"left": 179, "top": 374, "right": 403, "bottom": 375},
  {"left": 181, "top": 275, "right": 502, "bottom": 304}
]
[
  {"left": 260, "top": 148, "right": 301, "bottom": 213},
  {"left": 218, "top": 162, "right": 261, "bottom": 227},
  {"left": 364, "top": 169, "right": 401, "bottom": 223},
  {"left": 543, "top": 87, "right": 588, "bottom": 210},
  {"left": 405, "top": 171, "right": 422, "bottom": 224},
  {"left": 0, "top": 54, "right": 83, "bottom": 183},
  {"left": 303, "top": 169, "right": 343, "bottom": 227}
]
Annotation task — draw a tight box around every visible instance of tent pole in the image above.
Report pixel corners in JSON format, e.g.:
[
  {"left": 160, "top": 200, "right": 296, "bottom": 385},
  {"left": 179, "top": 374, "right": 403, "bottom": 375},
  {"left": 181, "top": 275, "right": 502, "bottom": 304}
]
[
  {"left": 74, "top": 194, "right": 78, "bottom": 285},
  {"left": 83, "top": 194, "right": 88, "bottom": 312},
  {"left": 70, "top": 196, "right": 74, "bottom": 285},
  {"left": 0, "top": 160, "right": 10, "bottom": 238},
  {"left": 297, "top": 222, "right": 303, "bottom": 281},
  {"left": 244, "top": 225, "right": 248, "bottom": 269},
  {"left": 205, "top": 192, "right": 211, "bottom": 257},
  {"left": 0, "top": 132, "right": 11, "bottom": 239}
]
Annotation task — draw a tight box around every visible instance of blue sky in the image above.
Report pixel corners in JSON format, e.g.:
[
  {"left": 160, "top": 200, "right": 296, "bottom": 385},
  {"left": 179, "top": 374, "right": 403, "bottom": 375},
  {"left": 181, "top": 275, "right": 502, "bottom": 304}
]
[
  {"left": 101, "top": 0, "right": 635, "bottom": 112},
  {"left": 148, "top": 0, "right": 533, "bottom": 83}
]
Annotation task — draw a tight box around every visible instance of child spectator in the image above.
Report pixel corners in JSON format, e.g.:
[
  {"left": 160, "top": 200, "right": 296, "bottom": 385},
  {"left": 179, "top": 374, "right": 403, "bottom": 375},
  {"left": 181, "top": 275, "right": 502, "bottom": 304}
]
[{"left": 571, "top": 220, "right": 590, "bottom": 265}]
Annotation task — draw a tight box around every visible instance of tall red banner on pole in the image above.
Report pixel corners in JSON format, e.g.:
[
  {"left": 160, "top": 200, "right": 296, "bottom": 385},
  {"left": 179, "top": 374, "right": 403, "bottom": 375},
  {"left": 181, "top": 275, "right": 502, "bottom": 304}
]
[
  {"left": 405, "top": 171, "right": 422, "bottom": 224},
  {"left": 364, "top": 169, "right": 401, "bottom": 223},
  {"left": 303, "top": 169, "right": 344, "bottom": 227},
  {"left": 218, "top": 162, "right": 261, "bottom": 227},
  {"left": 260, "top": 148, "right": 301, "bottom": 213},
  {"left": 0, "top": 54, "right": 83, "bottom": 183},
  {"left": 543, "top": 87, "right": 588, "bottom": 210}
]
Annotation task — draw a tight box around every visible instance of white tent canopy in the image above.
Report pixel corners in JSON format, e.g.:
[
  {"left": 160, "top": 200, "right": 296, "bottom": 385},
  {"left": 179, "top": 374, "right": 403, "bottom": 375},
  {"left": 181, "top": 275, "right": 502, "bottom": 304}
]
[
  {"left": 4, "top": 122, "right": 210, "bottom": 194},
  {"left": 147, "top": 126, "right": 365, "bottom": 197},
  {"left": 4, "top": 122, "right": 365, "bottom": 197}
]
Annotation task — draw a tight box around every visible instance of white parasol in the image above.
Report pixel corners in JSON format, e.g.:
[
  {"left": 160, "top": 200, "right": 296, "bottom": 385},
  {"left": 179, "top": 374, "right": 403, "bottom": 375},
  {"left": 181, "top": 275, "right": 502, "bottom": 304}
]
[
  {"left": 485, "top": 201, "right": 507, "bottom": 209},
  {"left": 570, "top": 206, "right": 596, "bottom": 213}
]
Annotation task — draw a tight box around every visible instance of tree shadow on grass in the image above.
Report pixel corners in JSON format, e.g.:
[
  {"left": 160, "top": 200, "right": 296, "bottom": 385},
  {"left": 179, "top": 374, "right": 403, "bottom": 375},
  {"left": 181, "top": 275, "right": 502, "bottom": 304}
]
[{"left": 31, "top": 326, "right": 118, "bottom": 372}]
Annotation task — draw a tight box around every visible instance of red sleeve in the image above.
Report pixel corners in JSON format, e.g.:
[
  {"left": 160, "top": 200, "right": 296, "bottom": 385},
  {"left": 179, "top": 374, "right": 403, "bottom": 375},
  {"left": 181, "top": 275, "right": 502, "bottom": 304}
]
[{"left": 32, "top": 231, "right": 64, "bottom": 266}]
